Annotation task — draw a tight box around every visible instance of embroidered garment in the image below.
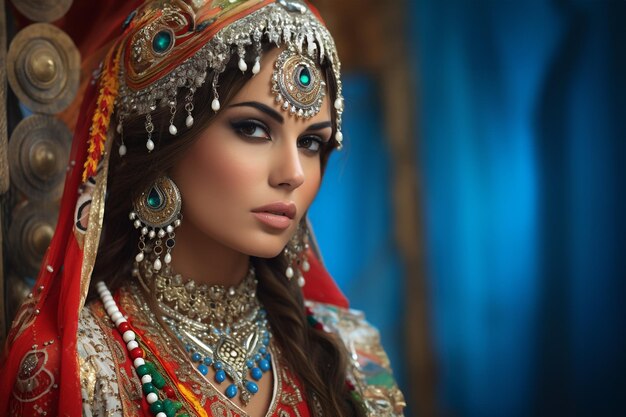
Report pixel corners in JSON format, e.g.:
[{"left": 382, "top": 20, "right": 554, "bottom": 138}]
[{"left": 71, "top": 285, "right": 405, "bottom": 416}]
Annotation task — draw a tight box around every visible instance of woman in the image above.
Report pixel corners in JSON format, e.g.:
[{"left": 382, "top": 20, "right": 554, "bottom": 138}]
[{"left": 0, "top": 1, "right": 405, "bottom": 416}]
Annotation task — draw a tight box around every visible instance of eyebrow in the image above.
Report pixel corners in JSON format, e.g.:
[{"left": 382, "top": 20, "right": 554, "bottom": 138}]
[
  {"left": 229, "top": 101, "right": 284, "bottom": 123},
  {"left": 305, "top": 121, "right": 333, "bottom": 131}
]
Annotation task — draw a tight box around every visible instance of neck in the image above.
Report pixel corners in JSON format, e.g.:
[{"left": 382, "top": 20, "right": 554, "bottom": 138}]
[{"left": 169, "top": 219, "right": 250, "bottom": 287}]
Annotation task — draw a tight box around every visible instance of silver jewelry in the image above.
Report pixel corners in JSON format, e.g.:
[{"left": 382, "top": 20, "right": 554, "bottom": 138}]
[
  {"left": 284, "top": 221, "right": 310, "bottom": 287},
  {"left": 129, "top": 176, "right": 182, "bottom": 271},
  {"left": 272, "top": 47, "right": 326, "bottom": 119},
  {"left": 115, "top": 0, "right": 345, "bottom": 156}
]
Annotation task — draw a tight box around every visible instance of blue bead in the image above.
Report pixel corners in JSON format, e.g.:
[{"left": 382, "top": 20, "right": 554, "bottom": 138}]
[
  {"left": 197, "top": 364, "right": 209, "bottom": 375},
  {"left": 225, "top": 384, "right": 238, "bottom": 398},
  {"left": 215, "top": 369, "right": 226, "bottom": 383},
  {"left": 259, "top": 359, "right": 270, "bottom": 372},
  {"left": 213, "top": 328, "right": 221, "bottom": 335},
  {"left": 185, "top": 344, "right": 191, "bottom": 352},
  {"left": 213, "top": 361, "right": 223, "bottom": 370},
  {"left": 245, "top": 381, "right": 259, "bottom": 394},
  {"left": 259, "top": 347, "right": 267, "bottom": 355},
  {"left": 246, "top": 360, "right": 254, "bottom": 369},
  {"left": 263, "top": 338, "right": 270, "bottom": 346},
  {"left": 250, "top": 367, "right": 263, "bottom": 381},
  {"left": 203, "top": 357, "right": 213, "bottom": 366},
  {"left": 253, "top": 354, "right": 261, "bottom": 362},
  {"left": 191, "top": 352, "right": 201, "bottom": 362}
]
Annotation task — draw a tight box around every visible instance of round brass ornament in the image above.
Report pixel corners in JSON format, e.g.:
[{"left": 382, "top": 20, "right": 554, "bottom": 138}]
[
  {"left": 10, "top": 0, "right": 73, "bottom": 23},
  {"left": 8, "top": 115, "right": 71, "bottom": 200},
  {"left": 7, "top": 23, "right": 80, "bottom": 114},
  {"left": 8, "top": 202, "right": 58, "bottom": 278}
]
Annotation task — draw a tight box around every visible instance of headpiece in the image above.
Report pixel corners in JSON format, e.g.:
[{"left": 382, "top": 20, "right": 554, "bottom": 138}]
[{"left": 84, "top": 0, "right": 345, "bottom": 179}]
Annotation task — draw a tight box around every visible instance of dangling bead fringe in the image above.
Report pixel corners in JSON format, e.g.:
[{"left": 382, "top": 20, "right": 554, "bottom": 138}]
[
  {"left": 168, "top": 99, "right": 177, "bottom": 136},
  {"left": 145, "top": 114, "right": 155, "bottom": 152}
]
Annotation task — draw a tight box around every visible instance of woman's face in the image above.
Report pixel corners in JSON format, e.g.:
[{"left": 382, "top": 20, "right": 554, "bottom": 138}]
[{"left": 171, "top": 47, "right": 333, "bottom": 258}]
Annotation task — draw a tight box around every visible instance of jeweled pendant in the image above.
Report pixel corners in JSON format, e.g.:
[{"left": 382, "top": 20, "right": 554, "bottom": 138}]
[
  {"left": 152, "top": 30, "right": 173, "bottom": 54},
  {"left": 147, "top": 187, "right": 162, "bottom": 209}
]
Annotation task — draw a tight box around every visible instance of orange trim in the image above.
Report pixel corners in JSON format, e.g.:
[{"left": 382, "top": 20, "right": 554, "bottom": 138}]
[{"left": 82, "top": 44, "right": 121, "bottom": 182}]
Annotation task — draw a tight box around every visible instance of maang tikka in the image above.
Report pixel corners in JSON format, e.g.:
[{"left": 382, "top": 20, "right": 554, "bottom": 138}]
[
  {"left": 130, "top": 176, "right": 182, "bottom": 271},
  {"left": 284, "top": 221, "right": 310, "bottom": 287}
]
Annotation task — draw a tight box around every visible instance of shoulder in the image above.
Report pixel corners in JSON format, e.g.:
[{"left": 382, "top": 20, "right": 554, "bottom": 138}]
[{"left": 305, "top": 301, "right": 406, "bottom": 417}]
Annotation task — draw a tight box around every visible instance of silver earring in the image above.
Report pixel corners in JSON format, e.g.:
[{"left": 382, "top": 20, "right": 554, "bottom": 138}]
[
  {"left": 129, "top": 176, "right": 182, "bottom": 271},
  {"left": 283, "top": 222, "right": 310, "bottom": 287}
]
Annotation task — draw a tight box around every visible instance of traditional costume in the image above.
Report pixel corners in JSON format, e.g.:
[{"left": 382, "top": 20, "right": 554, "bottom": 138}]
[{"left": 0, "top": 1, "right": 405, "bottom": 415}]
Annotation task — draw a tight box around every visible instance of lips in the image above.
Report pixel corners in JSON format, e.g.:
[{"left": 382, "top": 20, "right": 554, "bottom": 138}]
[
  {"left": 251, "top": 202, "right": 296, "bottom": 230},
  {"left": 251, "top": 202, "right": 296, "bottom": 219}
]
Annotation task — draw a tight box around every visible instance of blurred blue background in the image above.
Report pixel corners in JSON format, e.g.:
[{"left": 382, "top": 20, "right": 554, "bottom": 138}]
[{"left": 312, "top": 1, "right": 626, "bottom": 416}]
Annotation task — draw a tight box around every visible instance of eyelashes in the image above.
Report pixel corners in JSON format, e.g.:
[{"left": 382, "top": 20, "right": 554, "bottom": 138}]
[{"left": 229, "top": 119, "right": 328, "bottom": 154}]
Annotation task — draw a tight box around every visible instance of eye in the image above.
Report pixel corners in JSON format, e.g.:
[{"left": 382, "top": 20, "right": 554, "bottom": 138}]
[
  {"left": 230, "top": 119, "right": 270, "bottom": 140},
  {"left": 298, "top": 135, "right": 323, "bottom": 153}
]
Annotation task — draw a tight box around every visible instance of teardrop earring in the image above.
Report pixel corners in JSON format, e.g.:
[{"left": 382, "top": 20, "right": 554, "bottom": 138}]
[{"left": 129, "top": 176, "right": 182, "bottom": 271}]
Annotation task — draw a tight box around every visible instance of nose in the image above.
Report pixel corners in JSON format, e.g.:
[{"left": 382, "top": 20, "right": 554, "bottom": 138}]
[{"left": 269, "top": 140, "right": 305, "bottom": 190}]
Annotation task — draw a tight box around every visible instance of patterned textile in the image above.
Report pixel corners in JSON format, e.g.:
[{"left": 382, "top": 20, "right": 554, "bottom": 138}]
[{"left": 72, "top": 285, "right": 404, "bottom": 416}]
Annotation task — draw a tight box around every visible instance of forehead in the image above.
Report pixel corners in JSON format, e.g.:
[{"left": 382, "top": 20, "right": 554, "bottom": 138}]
[{"left": 230, "top": 47, "right": 331, "bottom": 123}]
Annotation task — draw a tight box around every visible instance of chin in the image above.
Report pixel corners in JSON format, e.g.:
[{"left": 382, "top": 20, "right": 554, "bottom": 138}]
[{"left": 242, "top": 230, "right": 291, "bottom": 259}]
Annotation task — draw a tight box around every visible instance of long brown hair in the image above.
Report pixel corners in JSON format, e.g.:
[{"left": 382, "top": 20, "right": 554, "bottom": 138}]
[{"left": 91, "top": 46, "right": 364, "bottom": 416}]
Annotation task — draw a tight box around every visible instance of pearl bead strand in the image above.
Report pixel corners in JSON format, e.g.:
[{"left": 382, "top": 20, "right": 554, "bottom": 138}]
[{"left": 96, "top": 281, "right": 188, "bottom": 417}]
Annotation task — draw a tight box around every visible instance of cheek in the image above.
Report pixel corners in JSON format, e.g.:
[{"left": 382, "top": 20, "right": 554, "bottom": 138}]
[{"left": 176, "top": 131, "right": 262, "bottom": 219}]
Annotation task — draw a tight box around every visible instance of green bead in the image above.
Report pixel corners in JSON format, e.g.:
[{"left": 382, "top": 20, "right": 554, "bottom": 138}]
[
  {"left": 142, "top": 382, "right": 158, "bottom": 395},
  {"left": 147, "top": 187, "right": 162, "bottom": 209},
  {"left": 163, "top": 399, "right": 182, "bottom": 417},
  {"left": 178, "top": 414, "right": 190, "bottom": 417},
  {"left": 136, "top": 364, "right": 149, "bottom": 377},
  {"left": 152, "top": 373, "right": 166, "bottom": 389},
  {"left": 146, "top": 362, "right": 158, "bottom": 373},
  {"left": 152, "top": 30, "right": 172, "bottom": 53},
  {"left": 149, "top": 400, "right": 164, "bottom": 414}
]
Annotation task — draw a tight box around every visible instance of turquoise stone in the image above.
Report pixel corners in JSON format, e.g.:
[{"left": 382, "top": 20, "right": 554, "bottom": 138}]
[
  {"left": 152, "top": 30, "right": 172, "bottom": 53},
  {"left": 258, "top": 358, "right": 270, "bottom": 372},
  {"left": 245, "top": 381, "right": 259, "bottom": 394},
  {"left": 215, "top": 369, "right": 226, "bottom": 383},
  {"left": 197, "top": 364, "right": 208, "bottom": 375},
  {"left": 147, "top": 187, "right": 161, "bottom": 209},
  {"left": 225, "top": 384, "right": 238, "bottom": 398},
  {"left": 298, "top": 66, "right": 311, "bottom": 86},
  {"left": 250, "top": 367, "right": 262, "bottom": 381}
]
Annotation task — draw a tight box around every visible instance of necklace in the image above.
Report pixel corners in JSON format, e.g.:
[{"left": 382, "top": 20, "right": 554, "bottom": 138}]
[{"left": 133, "top": 258, "right": 273, "bottom": 405}]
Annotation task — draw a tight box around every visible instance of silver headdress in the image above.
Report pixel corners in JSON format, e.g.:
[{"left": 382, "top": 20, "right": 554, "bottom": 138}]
[{"left": 114, "top": 0, "right": 344, "bottom": 156}]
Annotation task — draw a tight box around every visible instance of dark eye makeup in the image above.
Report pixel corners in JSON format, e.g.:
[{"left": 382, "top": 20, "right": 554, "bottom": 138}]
[{"left": 229, "top": 118, "right": 330, "bottom": 154}]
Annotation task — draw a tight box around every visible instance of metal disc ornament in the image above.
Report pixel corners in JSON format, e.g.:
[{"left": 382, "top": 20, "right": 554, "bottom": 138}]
[
  {"left": 7, "top": 23, "right": 80, "bottom": 114},
  {"left": 8, "top": 115, "right": 72, "bottom": 200},
  {"left": 8, "top": 201, "right": 58, "bottom": 278},
  {"left": 10, "top": 0, "right": 73, "bottom": 23},
  {"left": 133, "top": 176, "right": 182, "bottom": 229}
]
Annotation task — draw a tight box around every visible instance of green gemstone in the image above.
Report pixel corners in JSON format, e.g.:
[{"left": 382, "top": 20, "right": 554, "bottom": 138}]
[
  {"left": 149, "top": 400, "right": 164, "bottom": 414},
  {"left": 142, "top": 382, "right": 158, "bottom": 395},
  {"left": 152, "top": 30, "right": 172, "bottom": 53},
  {"left": 299, "top": 67, "right": 311, "bottom": 86},
  {"left": 136, "top": 364, "right": 149, "bottom": 377},
  {"left": 147, "top": 187, "right": 162, "bottom": 209}
]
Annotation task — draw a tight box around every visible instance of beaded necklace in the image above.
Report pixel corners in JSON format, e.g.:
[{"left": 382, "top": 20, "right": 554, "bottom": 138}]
[{"left": 97, "top": 262, "right": 273, "bottom": 412}]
